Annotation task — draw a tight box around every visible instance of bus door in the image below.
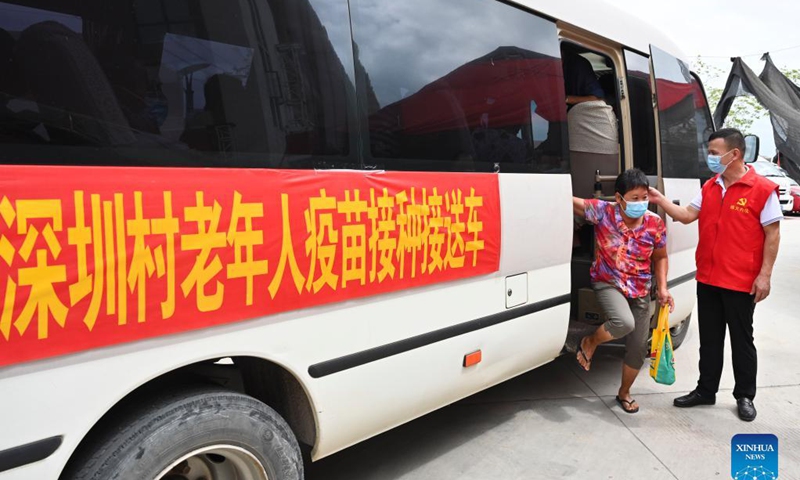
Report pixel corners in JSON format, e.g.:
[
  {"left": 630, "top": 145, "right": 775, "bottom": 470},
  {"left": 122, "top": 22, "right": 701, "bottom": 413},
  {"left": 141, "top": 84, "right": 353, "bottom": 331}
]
[{"left": 649, "top": 45, "right": 714, "bottom": 323}]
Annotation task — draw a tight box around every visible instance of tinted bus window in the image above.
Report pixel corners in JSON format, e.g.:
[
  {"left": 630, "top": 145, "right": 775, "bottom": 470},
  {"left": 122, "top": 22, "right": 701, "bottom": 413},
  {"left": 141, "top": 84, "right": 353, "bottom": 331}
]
[
  {"left": 350, "top": 0, "right": 568, "bottom": 173},
  {"left": 0, "top": 0, "right": 356, "bottom": 168},
  {"left": 691, "top": 73, "right": 715, "bottom": 182},
  {"left": 650, "top": 45, "right": 711, "bottom": 179},
  {"left": 624, "top": 50, "right": 657, "bottom": 175}
]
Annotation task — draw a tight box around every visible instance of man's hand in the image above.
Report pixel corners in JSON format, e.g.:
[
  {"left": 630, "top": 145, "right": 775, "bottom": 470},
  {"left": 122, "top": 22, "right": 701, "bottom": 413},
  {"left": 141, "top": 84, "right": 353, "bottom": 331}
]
[
  {"left": 648, "top": 187, "right": 666, "bottom": 206},
  {"left": 648, "top": 187, "right": 700, "bottom": 224},
  {"left": 754, "top": 222, "right": 779, "bottom": 303},
  {"left": 658, "top": 287, "right": 675, "bottom": 312},
  {"left": 751, "top": 273, "right": 772, "bottom": 303}
]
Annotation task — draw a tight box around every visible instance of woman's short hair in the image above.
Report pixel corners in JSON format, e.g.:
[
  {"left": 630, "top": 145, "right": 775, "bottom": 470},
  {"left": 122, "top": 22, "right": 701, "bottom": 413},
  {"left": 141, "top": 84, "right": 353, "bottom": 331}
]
[{"left": 615, "top": 168, "right": 649, "bottom": 196}]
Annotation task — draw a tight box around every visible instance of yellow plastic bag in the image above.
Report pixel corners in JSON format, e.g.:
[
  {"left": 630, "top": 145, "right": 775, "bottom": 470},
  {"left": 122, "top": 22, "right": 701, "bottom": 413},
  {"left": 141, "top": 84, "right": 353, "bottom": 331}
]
[{"left": 649, "top": 305, "right": 676, "bottom": 385}]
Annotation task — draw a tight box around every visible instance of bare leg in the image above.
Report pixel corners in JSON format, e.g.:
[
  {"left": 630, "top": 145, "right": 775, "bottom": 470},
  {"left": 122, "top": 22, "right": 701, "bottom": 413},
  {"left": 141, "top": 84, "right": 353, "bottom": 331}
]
[
  {"left": 577, "top": 325, "right": 615, "bottom": 371},
  {"left": 618, "top": 363, "right": 640, "bottom": 411}
]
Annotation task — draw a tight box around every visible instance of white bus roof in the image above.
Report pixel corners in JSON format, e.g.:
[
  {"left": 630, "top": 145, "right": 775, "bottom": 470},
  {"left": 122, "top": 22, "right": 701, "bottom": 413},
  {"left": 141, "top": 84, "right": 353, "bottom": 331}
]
[{"left": 511, "top": 0, "right": 689, "bottom": 64}]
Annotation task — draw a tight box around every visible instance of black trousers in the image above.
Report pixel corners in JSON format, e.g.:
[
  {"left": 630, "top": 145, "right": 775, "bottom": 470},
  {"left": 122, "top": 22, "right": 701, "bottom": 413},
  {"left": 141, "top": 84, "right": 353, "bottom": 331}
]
[{"left": 696, "top": 282, "right": 758, "bottom": 400}]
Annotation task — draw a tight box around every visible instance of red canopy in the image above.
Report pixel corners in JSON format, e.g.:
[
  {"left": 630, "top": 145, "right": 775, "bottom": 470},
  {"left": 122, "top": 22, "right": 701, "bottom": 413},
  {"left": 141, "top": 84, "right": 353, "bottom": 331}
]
[
  {"left": 655, "top": 78, "right": 708, "bottom": 111},
  {"left": 373, "top": 47, "right": 567, "bottom": 135},
  {"left": 370, "top": 48, "right": 709, "bottom": 137}
]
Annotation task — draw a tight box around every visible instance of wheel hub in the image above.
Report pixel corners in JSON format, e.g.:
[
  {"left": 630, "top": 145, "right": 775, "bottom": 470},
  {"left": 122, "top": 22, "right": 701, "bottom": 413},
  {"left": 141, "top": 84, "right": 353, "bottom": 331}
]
[{"left": 156, "top": 445, "right": 269, "bottom": 480}]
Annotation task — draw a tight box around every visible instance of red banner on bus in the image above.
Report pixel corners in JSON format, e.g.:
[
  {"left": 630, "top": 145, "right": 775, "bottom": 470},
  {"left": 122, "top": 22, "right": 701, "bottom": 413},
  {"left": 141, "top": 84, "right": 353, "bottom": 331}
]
[{"left": 0, "top": 167, "right": 501, "bottom": 367}]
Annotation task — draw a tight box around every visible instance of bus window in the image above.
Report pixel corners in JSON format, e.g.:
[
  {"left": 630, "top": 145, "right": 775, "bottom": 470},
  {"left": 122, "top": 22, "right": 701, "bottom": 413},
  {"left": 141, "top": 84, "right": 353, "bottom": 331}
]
[
  {"left": 691, "top": 72, "right": 715, "bottom": 182},
  {"left": 349, "top": 0, "right": 568, "bottom": 173},
  {"left": 0, "top": 0, "right": 356, "bottom": 169},
  {"left": 624, "top": 50, "right": 658, "bottom": 176},
  {"left": 650, "top": 44, "right": 708, "bottom": 258},
  {"left": 650, "top": 45, "right": 711, "bottom": 179}
]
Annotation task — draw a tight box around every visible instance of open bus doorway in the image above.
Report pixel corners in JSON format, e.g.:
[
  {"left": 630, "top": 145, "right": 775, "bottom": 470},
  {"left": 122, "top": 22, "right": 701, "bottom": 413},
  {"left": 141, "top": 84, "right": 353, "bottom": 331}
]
[{"left": 560, "top": 41, "right": 624, "bottom": 337}]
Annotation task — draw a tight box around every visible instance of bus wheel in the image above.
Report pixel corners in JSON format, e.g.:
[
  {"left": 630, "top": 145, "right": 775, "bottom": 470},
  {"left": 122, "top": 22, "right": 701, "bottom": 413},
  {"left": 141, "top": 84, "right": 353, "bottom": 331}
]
[
  {"left": 669, "top": 314, "right": 691, "bottom": 350},
  {"left": 64, "top": 387, "right": 303, "bottom": 480}
]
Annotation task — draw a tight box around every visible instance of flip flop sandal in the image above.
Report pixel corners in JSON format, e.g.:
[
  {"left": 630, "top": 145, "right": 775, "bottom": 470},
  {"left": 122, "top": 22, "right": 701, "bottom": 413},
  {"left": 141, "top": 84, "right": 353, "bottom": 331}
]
[
  {"left": 576, "top": 339, "right": 592, "bottom": 372},
  {"left": 616, "top": 396, "right": 640, "bottom": 414}
]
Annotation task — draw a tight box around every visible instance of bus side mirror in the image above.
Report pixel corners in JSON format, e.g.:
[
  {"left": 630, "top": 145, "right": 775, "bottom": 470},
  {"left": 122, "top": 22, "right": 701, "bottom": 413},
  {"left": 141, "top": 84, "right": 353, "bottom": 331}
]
[{"left": 743, "top": 135, "right": 760, "bottom": 163}]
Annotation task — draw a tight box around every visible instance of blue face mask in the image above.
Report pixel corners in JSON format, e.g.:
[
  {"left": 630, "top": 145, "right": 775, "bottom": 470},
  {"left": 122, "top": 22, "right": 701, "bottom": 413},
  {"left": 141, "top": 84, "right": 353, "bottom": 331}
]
[
  {"left": 706, "top": 150, "right": 734, "bottom": 174},
  {"left": 622, "top": 199, "right": 648, "bottom": 219}
]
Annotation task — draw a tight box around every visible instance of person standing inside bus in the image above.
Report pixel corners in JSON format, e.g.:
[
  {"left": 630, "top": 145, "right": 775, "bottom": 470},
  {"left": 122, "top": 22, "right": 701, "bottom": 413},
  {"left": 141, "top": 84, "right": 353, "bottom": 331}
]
[
  {"left": 572, "top": 168, "right": 673, "bottom": 414},
  {"left": 562, "top": 45, "right": 605, "bottom": 107},
  {"left": 648, "top": 128, "right": 781, "bottom": 422}
]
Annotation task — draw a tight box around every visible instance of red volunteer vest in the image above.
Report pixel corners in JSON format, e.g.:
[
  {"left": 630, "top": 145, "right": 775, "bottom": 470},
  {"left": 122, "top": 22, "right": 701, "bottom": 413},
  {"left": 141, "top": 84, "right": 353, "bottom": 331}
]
[{"left": 696, "top": 168, "right": 778, "bottom": 293}]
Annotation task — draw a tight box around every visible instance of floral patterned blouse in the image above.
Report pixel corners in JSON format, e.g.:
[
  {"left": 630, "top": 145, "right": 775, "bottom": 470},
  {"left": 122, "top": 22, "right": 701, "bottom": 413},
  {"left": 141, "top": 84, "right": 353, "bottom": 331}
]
[{"left": 584, "top": 199, "right": 667, "bottom": 298}]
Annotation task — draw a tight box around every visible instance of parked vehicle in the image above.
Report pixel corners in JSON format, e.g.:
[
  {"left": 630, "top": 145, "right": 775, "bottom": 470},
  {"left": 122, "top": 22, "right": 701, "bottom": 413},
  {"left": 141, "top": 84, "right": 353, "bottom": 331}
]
[
  {"left": 789, "top": 181, "right": 800, "bottom": 215},
  {"left": 752, "top": 160, "right": 795, "bottom": 213}
]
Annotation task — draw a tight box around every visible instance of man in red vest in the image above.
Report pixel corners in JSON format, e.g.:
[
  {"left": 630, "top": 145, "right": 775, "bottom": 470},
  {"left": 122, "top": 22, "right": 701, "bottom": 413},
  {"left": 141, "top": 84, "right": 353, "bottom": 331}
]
[{"left": 649, "top": 128, "right": 781, "bottom": 422}]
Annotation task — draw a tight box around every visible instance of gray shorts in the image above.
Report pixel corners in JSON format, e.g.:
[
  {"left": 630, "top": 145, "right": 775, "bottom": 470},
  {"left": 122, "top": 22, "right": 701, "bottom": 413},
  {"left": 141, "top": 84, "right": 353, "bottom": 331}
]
[{"left": 593, "top": 282, "right": 654, "bottom": 370}]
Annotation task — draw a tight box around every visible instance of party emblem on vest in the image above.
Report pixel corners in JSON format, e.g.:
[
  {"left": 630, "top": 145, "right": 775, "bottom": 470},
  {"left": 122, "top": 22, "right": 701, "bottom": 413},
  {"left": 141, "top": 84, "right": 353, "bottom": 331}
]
[
  {"left": 731, "top": 197, "right": 751, "bottom": 214},
  {"left": 731, "top": 433, "right": 778, "bottom": 480}
]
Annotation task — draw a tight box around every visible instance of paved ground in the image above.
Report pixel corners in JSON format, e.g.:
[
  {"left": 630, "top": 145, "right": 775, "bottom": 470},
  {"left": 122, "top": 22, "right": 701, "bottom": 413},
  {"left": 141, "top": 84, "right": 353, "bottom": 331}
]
[{"left": 307, "top": 217, "right": 800, "bottom": 480}]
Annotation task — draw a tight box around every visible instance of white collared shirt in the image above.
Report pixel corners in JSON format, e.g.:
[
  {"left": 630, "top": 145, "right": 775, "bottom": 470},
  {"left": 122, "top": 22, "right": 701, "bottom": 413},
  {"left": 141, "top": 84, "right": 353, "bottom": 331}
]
[{"left": 689, "top": 172, "right": 783, "bottom": 227}]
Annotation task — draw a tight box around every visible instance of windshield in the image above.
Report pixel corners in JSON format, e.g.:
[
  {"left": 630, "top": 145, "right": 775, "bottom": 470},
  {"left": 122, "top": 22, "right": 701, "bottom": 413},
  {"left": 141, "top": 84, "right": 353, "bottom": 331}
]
[{"left": 751, "top": 161, "right": 786, "bottom": 178}]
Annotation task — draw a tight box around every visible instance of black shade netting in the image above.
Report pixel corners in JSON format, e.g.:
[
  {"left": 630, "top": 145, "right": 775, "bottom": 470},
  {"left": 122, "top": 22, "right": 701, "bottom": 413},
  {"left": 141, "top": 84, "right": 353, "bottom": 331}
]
[{"left": 713, "top": 54, "right": 800, "bottom": 180}]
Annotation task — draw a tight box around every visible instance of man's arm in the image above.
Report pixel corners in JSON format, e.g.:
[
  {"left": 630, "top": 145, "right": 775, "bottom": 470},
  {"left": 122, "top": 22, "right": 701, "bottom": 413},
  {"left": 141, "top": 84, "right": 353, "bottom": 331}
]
[
  {"left": 752, "top": 222, "right": 780, "bottom": 303},
  {"left": 648, "top": 187, "right": 700, "bottom": 224}
]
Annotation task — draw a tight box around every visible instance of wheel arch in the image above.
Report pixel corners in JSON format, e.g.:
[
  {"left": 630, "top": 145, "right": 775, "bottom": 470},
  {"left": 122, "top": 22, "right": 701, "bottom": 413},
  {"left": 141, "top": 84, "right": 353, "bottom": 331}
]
[{"left": 58, "top": 355, "right": 318, "bottom": 480}]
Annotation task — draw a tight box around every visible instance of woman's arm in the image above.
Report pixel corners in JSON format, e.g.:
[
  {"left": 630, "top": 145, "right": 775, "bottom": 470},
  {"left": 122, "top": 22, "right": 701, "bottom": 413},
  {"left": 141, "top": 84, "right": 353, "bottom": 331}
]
[
  {"left": 652, "top": 246, "right": 674, "bottom": 312},
  {"left": 566, "top": 95, "right": 601, "bottom": 105},
  {"left": 572, "top": 197, "right": 586, "bottom": 217}
]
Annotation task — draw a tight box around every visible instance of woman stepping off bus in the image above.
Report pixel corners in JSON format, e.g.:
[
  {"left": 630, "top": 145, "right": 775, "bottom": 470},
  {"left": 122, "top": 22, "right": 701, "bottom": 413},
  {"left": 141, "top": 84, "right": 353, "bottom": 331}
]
[{"left": 572, "top": 168, "right": 674, "bottom": 413}]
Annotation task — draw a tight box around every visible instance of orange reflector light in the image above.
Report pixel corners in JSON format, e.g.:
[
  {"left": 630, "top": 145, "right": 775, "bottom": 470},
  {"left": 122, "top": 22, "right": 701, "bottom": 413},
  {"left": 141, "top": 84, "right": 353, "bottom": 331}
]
[{"left": 463, "top": 350, "right": 482, "bottom": 368}]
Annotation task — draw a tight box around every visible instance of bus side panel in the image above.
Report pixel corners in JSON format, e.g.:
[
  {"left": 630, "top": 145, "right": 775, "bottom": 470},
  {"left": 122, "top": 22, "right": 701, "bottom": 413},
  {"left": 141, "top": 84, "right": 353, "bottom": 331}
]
[
  {"left": 662, "top": 177, "right": 700, "bottom": 324},
  {"left": 310, "top": 173, "right": 573, "bottom": 459},
  {"left": 668, "top": 279, "right": 696, "bottom": 327},
  {"left": 498, "top": 174, "right": 573, "bottom": 275},
  {"left": 662, "top": 178, "right": 700, "bottom": 265},
  {"left": 0, "top": 270, "right": 569, "bottom": 473},
  {"left": 311, "top": 303, "right": 570, "bottom": 460},
  {"left": 0, "top": 463, "right": 52, "bottom": 480}
]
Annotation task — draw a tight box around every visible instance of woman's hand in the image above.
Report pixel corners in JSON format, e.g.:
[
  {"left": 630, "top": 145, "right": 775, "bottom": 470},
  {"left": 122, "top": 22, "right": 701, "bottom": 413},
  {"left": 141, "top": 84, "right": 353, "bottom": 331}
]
[{"left": 658, "top": 287, "right": 675, "bottom": 312}]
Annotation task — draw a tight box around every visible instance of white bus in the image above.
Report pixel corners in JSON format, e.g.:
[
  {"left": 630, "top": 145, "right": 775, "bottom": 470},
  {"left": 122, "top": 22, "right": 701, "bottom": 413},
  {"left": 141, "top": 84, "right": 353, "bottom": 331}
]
[{"left": 0, "top": 0, "right": 725, "bottom": 478}]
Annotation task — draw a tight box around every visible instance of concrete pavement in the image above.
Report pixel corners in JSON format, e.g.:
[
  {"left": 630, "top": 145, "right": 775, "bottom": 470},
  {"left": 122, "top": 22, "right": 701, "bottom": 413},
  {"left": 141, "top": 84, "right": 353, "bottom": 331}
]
[{"left": 307, "top": 217, "right": 800, "bottom": 480}]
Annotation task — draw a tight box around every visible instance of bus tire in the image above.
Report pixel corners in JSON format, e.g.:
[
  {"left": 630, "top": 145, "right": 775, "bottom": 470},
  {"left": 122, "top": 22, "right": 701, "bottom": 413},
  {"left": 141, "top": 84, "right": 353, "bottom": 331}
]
[
  {"left": 669, "top": 314, "right": 691, "bottom": 350},
  {"left": 63, "top": 386, "right": 303, "bottom": 480}
]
